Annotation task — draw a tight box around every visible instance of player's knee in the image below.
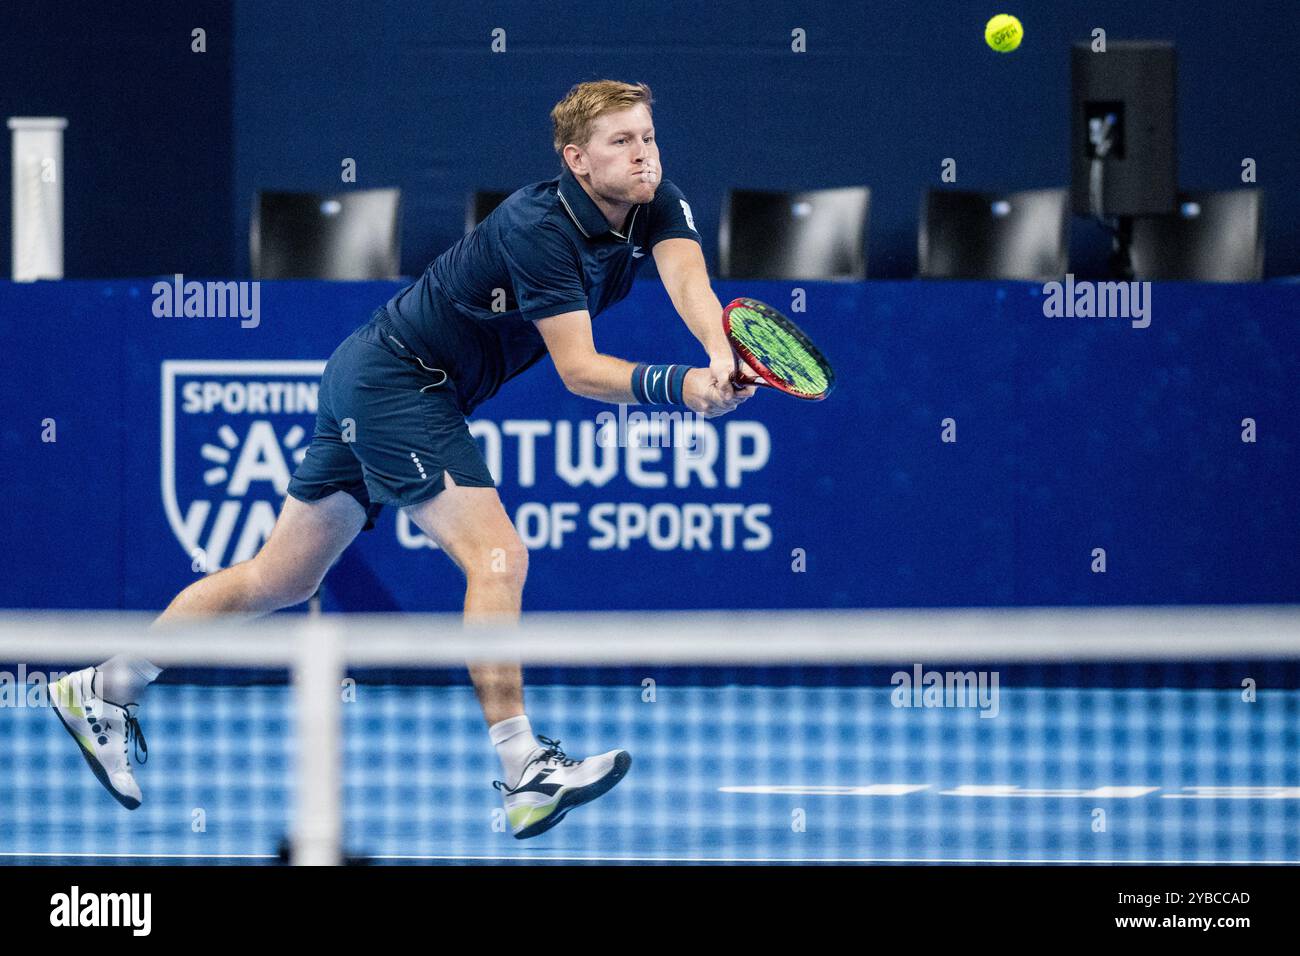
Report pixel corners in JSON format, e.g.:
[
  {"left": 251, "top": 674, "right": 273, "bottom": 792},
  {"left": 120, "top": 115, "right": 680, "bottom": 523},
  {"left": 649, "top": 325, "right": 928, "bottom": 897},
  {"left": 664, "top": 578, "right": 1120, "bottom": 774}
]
[
  {"left": 247, "top": 552, "right": 324, "bottom": 608},
  {"left": 472, "top": 538, "right": 529, "bottom": 591}
]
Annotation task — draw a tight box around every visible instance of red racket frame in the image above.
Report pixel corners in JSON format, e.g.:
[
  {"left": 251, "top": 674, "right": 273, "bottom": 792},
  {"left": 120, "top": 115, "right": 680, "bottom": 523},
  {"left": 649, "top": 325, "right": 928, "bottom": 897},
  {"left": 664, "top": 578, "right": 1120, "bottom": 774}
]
[{"left": 722, "top": 297, "right": 833, "bottom": 401}]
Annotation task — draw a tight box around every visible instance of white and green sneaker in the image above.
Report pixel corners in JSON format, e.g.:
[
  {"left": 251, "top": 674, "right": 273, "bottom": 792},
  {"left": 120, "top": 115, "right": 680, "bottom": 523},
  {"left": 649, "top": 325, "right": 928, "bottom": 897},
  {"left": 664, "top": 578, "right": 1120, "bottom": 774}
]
[
  {"left": 48, "top": 667, "right": 148, "bottom": 810},
  {"left": 494, "top": 736, "right": 631, "bottom": 839}
]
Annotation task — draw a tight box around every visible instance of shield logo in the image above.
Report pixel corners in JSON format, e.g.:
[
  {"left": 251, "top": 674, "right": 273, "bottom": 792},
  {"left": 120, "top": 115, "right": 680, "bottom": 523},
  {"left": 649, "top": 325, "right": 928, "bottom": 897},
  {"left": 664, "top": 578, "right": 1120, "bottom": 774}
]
[{"left": 161, "top": 360, "right": 325, "bottom": 570}]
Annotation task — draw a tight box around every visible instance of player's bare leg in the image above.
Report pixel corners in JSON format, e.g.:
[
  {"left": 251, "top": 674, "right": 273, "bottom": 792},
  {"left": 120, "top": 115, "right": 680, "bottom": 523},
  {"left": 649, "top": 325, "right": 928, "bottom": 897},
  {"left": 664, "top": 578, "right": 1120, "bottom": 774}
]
[
  {"left": 402, "top": 471, "right": 529, "bottom": 724},
  {"left": 403, "top": 471, "right": 630, "bottom": 838},
  {"left": 52, "top": 492, "right": 365, "bottom": 809},
  {"left": 155, "top": 491, "right": 366, "bottom": 623}
]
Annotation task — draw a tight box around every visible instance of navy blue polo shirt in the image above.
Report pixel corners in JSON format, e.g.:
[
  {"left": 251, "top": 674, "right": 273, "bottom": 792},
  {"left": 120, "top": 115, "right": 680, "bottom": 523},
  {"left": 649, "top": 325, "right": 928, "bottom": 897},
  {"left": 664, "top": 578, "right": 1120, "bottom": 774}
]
[{"left": 383, "top": 167, "right": 702, "bottom": 413}]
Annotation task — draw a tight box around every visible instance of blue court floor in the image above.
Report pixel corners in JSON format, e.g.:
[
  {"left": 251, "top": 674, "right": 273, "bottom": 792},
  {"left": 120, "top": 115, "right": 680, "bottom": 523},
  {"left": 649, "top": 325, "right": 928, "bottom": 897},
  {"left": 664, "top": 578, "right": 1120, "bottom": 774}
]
[{"left": 3, "top": 682, "right": 1297, "bottom": 864}]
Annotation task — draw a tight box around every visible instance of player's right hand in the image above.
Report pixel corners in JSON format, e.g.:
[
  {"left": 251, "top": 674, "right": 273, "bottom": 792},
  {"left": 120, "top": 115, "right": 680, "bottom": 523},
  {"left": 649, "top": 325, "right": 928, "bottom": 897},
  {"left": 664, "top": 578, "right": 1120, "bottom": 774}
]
[{"left": 683, "top": 366, "right": 753, "bottom": 418}]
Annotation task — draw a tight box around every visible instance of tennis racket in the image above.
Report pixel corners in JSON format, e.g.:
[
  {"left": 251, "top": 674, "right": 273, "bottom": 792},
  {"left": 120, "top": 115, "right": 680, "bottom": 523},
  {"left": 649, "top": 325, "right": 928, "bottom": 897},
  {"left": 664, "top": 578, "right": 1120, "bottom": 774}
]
[{"left": 723, "top": 297, "right": 835, "bottom": 401}]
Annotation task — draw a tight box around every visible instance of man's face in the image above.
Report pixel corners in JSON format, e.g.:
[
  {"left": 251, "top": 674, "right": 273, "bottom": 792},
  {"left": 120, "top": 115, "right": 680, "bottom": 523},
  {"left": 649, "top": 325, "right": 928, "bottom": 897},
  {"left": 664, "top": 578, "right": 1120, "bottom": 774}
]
[{"left": 574, "top": 104, "right": 660, "bottom": 207}]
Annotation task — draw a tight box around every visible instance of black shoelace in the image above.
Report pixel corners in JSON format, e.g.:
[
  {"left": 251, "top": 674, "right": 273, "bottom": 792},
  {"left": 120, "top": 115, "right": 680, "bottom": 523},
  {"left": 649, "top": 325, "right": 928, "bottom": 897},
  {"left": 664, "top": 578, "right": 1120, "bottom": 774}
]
[
  {"left": 91, "top": 668, "right": 148, "bottom": 765},
  {"left": 492, "top": 736, "right": 578, "bottom": 792},
  {"left": 534, "top": 736, "right": 578, "bottom": 768},
  {"left": 121, "top": 703, "right": 148, "bottom": 765}
]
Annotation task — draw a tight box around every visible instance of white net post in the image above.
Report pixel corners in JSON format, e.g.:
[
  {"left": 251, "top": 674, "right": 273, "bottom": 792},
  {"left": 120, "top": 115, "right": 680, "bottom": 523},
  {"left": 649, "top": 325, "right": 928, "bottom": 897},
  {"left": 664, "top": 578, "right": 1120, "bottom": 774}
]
[
  {"left": 291, "top": 618, "right": 343, "bottom": 865},
  {"left": 8, "top": 117, "right": 67, "bottom": 281}
]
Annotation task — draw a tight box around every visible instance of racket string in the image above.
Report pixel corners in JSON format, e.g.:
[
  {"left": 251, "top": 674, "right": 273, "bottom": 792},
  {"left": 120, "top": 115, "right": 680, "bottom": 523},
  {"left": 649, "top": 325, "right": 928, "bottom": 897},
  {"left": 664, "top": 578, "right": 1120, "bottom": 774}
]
[{"left": 731, "top": 310, "right": 829, "bottom": 395}]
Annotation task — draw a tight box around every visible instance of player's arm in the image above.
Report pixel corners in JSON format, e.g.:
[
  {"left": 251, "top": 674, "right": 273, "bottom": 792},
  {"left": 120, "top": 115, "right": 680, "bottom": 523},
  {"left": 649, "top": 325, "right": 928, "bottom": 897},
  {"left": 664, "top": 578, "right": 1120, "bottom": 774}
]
[
  {"left": 535, "top": 308, "right": 741, "bottom": 418},
  {"left": 652, "top": 237, "right": 753, "bottom": 395}
]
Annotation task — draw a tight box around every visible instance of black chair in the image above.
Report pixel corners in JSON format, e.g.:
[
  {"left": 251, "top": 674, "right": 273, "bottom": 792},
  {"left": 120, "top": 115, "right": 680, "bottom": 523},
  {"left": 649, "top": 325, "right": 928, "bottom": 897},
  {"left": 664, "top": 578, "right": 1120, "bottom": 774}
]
[
  {"left": 720, "top": 187, "right": 870, "bottom": 280},
  {"left": 1130, "top": 190, "right": 1264, "bottom": 281},
  {"left": 919, "top": 188, "right": 1069, "bottom": 280},
  {"left": 251, "top": 188, "right": 401, "bottom": 279},
  {"left": 466, "top": 190, "right": 512, "bottom": 233}
]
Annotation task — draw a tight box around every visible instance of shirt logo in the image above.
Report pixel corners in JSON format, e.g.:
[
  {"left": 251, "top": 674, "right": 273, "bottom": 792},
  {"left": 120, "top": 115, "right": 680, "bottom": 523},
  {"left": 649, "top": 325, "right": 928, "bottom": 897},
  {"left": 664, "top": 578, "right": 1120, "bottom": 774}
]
[
  {"left": 679, "top": 199, "right": 696, "bottom": 232},
  {"left": 632, "top": 245, "right": 644, "bottom": 259}
]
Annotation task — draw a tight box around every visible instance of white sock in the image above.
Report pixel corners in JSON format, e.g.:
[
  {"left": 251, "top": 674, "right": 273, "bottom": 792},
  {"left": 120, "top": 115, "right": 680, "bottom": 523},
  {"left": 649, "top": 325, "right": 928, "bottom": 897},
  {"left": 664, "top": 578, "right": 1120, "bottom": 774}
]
[
  {"left": 96, "top": 655, "right": 162, "bottom": 703},
  {"left": 489, "top": 715, "right": 541, "bottom": 788}
]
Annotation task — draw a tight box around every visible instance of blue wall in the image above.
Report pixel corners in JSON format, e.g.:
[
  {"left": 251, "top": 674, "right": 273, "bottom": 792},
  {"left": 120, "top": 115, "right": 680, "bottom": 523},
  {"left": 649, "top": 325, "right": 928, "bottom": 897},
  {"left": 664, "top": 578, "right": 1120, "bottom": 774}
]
[
  {"left": 230, "top": 0, "right": 1300, "bottom": 280},
  {"left": 0, "top": 1, "right": 233, "bottom": 277},
  {"left": 2, "top": 2, "right": 1295, "bottom": 279},
  {"left": 2, "top": 279, "right": 1296, "bottom": 611}
]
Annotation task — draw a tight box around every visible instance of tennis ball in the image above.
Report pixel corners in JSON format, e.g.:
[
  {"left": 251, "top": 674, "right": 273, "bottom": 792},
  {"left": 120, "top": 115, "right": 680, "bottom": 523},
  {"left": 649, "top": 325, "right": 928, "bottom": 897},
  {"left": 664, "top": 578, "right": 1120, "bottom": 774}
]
[{"left": 985, "top": 14, "right": 1023, "bottom": 53}]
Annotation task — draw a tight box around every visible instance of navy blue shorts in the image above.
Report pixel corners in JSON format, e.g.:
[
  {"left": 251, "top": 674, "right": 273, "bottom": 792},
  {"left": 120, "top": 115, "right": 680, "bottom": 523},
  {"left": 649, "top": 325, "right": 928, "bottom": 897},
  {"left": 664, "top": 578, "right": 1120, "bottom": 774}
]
[{"left": 286, "top": 311, "right": 496, "bottom": 529}]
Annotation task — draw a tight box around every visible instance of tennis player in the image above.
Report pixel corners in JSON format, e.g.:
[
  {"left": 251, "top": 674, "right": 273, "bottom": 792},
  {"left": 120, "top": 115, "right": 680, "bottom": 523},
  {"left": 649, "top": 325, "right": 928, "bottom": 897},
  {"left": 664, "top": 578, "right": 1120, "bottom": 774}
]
[{"left": 51, "top": 79, "right": 754, "bottom": 839}]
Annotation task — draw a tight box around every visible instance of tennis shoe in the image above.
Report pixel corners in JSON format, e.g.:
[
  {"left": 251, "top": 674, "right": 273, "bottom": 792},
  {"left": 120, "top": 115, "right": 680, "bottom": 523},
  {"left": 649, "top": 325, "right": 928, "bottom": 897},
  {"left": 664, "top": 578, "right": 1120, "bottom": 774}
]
[
  {"left": 49, "top": 667, "right": 148, "bottom": 810},
  {"left": 494, "top": 736, "right": 631, "bottom": 839}
]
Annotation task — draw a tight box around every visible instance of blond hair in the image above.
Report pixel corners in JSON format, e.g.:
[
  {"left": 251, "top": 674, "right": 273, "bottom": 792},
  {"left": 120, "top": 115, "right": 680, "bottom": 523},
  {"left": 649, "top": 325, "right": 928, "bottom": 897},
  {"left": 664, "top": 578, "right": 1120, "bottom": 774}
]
[{"left": 551, "top": 80, "right": 654, "bottom": 163}]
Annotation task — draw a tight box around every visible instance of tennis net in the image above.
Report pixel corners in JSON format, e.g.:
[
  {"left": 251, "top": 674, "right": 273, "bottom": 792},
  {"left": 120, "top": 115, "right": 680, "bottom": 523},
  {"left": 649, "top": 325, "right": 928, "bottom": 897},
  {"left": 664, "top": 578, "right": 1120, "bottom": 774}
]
[{"left": 1, "top": 606, "right": 1297, "bottom": 864}]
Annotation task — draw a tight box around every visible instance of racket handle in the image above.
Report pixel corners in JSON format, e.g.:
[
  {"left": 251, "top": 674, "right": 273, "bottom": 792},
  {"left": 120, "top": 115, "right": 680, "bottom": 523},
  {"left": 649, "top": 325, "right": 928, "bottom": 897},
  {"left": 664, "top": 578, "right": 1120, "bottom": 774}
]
[{"left": 729, "top": 345, "right": 767, "bottom": 389}]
